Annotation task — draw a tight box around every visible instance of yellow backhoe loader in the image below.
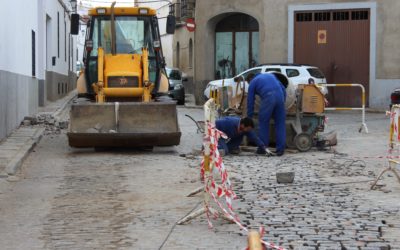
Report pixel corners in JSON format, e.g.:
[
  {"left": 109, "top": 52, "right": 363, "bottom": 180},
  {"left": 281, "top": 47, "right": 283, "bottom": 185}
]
[{"left": 68, "top": 3, "right": 180, "bottom": 147}]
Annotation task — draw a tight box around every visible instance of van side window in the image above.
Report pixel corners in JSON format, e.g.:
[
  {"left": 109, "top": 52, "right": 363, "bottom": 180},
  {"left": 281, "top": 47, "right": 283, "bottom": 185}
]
[
  {"left": 286, "top": 68, "right": 300, "bottom": 78},
  {"left": 242, "top": 68, "right": 262, "bottom": 80},
  {"left": 265, "top": 68, "right": 281, "bottom": 73}
]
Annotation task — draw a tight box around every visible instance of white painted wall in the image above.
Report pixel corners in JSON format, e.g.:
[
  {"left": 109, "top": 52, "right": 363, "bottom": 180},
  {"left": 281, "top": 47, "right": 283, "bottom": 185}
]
[
  {"left": 0, "top": 0, "right": 39, "bottom": 140},
  {"left": 0, "top": 0, "right": 39, "bottom": 77},
  {"left": 44, "top": 0, "right": 76, "bottom": 75},
  {"left": 37, "top": 0, "right": 46, "bottom": 80},
  {"left": 0, "top": 0, "right": 78, "bottom": 140}
]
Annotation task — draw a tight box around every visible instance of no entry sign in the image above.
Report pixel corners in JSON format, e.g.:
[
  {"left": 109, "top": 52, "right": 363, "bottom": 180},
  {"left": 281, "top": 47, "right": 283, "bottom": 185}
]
[{"left": 186, "top": 18, "right": 196, "bottom": 32}]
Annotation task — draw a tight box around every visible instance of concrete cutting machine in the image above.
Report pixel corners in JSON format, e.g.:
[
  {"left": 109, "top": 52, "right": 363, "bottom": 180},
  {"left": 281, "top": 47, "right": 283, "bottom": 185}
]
[
  {"left": 283, "top": 84, "right": 326, "bottom": 152},
  {"left": 214, "top": 73, "right": 327, "bottom": 152}
]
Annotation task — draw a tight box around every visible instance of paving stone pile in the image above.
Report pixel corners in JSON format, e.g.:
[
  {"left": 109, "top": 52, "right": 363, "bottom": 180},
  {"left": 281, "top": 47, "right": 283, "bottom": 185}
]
[{"left": 209, "top": 154, "right": 400, "bottom": 250}]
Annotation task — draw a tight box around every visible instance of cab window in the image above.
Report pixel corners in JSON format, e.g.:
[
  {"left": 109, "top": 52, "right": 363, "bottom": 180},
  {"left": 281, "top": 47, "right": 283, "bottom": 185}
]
[{"left": 91, "top": 16, "right": 154, "bottom": 56}]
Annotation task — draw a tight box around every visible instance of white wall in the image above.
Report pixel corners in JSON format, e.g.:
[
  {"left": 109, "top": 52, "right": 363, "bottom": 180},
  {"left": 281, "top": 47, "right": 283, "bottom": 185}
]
[
  {"left": 37, "top": 0, "right": 46, "bottom": 80},
  {"left": 0, "top": 0, "right": 78, "bottom": 140},
  {"left": 0, "top": 0, "right": 39, "bottom": 76},
  {"left": 44, "top": 0, "right": 76, "bottom": 75},
  {"left": 0, "top": 0, "right": 39, "bottom": 140}
]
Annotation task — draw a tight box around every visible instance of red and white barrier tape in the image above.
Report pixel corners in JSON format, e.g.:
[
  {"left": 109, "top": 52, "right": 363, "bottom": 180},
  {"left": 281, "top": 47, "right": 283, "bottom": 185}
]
[{"left": 202, "top": 122, "right": 286, "bottom": 250}]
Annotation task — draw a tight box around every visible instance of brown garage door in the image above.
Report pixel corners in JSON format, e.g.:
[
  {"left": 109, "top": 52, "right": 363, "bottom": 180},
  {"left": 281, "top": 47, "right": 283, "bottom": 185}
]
[{"left": 294, "top": 9, "right": 370, "bottom": 107}]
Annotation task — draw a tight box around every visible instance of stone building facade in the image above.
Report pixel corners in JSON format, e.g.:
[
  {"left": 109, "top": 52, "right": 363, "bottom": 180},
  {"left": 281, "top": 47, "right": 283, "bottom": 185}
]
[{"left": 171, "top": 0, "right": 400, "bottom": 107}]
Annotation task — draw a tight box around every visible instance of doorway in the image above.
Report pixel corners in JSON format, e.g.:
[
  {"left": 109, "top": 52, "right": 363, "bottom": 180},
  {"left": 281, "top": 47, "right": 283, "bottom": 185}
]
[{"left": 215, "top": 14, "right": 259, "bottom": 79}]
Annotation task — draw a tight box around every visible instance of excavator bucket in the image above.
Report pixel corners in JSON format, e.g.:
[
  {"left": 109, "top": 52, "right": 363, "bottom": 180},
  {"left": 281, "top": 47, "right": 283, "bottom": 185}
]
[{"left": 67, "top": 102, "right": 181, "bottom": 148}]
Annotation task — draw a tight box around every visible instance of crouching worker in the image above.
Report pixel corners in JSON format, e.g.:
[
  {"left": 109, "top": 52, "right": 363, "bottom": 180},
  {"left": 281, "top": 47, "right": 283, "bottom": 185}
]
[{"left": 215, "top": 116, "right": 266, "bottom": 155}]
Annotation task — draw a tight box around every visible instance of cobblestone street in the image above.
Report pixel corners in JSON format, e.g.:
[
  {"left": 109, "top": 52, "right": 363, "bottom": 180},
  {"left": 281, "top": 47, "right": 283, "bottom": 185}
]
[
  {"left": 1, "top": 0, "right": 400, "bottom": 249},
  {"left": 224, "top": 155, "right": 399, "bottom": 249},
  {"left": 170, "top": 110, "right": 400, "bottom": 249},
  {"left": 0, "top": 104, "right": 399, "bottom": 249}
]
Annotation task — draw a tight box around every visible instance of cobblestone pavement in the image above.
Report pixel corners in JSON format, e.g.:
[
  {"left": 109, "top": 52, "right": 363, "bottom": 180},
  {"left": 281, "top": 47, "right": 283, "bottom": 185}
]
[
  {"left": 227, "top": 155, "right": 399, "bottom": 249},
  {"left": 173, "top": 110, "right": 400, "bottom": 249},
  {"left": 0, "top": 104, "right": 400, "bottom": 249},
  {"left": 40, "top": 155, "right": 136, "bottom": 249},
  {"left": 0, "top": 105, "right": 244, "bottom": 250}
]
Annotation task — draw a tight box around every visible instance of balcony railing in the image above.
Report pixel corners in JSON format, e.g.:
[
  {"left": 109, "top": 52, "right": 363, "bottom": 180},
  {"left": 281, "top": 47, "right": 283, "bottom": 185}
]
[
  {"left": 169, "top": 3, "right": 181, "bottom": 22},
  {"left": 180, "top": 0, "right": 195, "bottom": 19}
]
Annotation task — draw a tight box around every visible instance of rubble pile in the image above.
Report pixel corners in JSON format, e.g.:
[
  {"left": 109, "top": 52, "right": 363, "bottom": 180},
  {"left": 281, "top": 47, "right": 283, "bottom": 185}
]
[{"left": 21, "top": 114, "right": 69, "bottom": 135}]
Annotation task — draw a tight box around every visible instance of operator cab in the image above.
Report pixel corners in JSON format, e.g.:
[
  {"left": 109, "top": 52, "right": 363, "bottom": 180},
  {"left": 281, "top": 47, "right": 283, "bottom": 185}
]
[{"left": 71, "top": 7, "right": 176, "bottom": 98}]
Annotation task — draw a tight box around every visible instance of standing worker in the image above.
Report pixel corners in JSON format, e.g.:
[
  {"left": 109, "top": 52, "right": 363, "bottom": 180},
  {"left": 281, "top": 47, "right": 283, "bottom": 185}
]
[
  {"left": 215, "top": 116, "right": 266, "bottom": 155},
  {"left": 246, "top": 73, "right": 287, "bottom": 156}
]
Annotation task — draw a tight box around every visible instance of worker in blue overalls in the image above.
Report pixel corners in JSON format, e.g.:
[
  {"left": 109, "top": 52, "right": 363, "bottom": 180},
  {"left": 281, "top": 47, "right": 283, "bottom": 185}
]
[
  {"left": 215, "top": 116, "right": 266, "bottom": 155},
  {"left": 246, "top": 73, "right": 287, "bottom": 156}
]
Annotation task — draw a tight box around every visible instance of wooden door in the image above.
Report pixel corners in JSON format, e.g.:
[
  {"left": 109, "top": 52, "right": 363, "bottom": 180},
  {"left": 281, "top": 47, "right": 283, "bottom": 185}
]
[{"left": 294, "top": 9, "right": 370, "bottom": 107}]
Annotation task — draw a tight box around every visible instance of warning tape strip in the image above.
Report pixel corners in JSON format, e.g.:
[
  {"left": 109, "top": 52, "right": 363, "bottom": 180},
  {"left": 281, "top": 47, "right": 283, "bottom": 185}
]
[
  {"left": 207, "top": 179, "right": 285, "bottom": 250},
  {"left": 353, "top": 155, "right": 400, "bottom": 160},
  {"left": 202, "top": 122, "right": 286, "bottom": 250}
]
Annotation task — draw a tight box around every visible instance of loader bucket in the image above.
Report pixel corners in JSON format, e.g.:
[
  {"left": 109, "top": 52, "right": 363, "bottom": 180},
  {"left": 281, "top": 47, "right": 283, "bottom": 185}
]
[{"left": 67, "top": 102, "right": 181, "bottom": 148}]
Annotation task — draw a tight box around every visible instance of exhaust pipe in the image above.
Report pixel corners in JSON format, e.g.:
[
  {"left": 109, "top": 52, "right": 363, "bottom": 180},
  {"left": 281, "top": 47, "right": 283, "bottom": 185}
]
[{"left": 110, "top": 1, "right": 116, "bottom": 55}]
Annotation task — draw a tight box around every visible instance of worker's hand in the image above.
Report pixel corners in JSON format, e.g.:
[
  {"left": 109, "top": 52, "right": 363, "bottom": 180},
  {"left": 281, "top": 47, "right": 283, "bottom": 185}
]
[
  {"left": 256, "top": 147, "right": 276, "bottom": 156},
  {"left": 265, "top": 149, "right": 276, "bottom": 157}
]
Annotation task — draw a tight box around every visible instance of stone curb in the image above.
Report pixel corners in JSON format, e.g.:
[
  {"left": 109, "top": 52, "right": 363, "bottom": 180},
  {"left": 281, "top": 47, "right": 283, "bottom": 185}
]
[
  {"left": 53, "top": 90, "right": 77, "bottom": 119},
  {"left": 0, "top": 91, "right": 77, "bottom": 177},
  {"left": 365, "top": 108, "right": 387, "bottom": 113},
  {"left": 4, "top": 128, "right": 45, "bottom": 176},
  {"left": 183, "top": 104, "right": 203, "bottom": 110}
]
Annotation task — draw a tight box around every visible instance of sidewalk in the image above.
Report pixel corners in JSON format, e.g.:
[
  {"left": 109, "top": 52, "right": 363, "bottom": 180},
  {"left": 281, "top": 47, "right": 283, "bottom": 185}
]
[
  {"left": 0, "top": 90, "right": 76, "bottom": 178},
  {"left": 183, "top": 94, "right": 202, "bottom": 109}
]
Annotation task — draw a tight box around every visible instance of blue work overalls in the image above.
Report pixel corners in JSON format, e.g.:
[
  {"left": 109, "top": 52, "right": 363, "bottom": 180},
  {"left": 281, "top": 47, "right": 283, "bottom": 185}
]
[
  {"left": 247, "top": 74, "right": 286, "bottom": 154},
  {"left": 215, "top": 116, "right": 264, "bottom": 155}
]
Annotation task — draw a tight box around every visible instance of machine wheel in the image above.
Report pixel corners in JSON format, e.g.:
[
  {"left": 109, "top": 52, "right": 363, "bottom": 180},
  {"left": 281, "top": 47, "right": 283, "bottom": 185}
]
[{"left": 294, "top": 133, "right": 313, "bottom": 152}]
